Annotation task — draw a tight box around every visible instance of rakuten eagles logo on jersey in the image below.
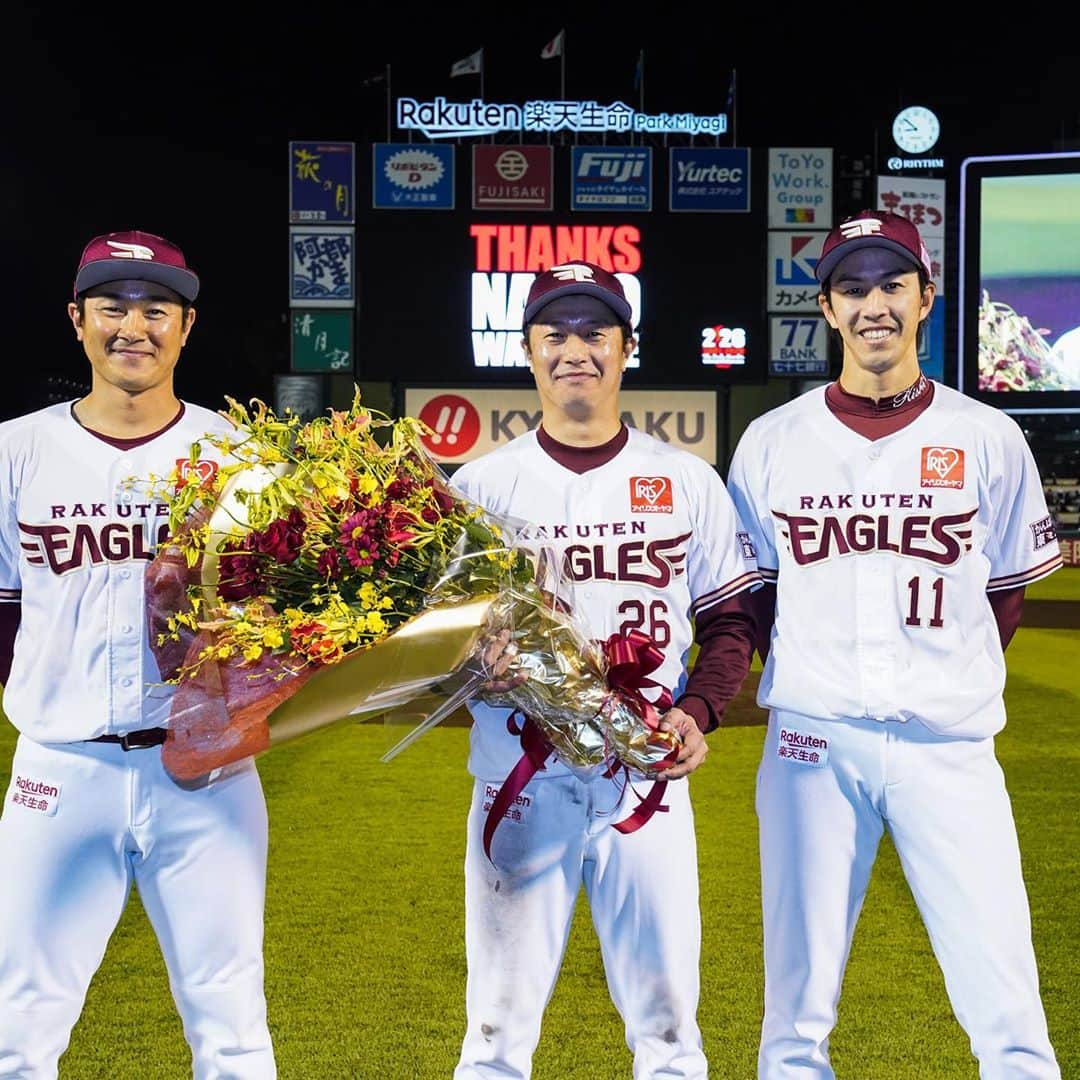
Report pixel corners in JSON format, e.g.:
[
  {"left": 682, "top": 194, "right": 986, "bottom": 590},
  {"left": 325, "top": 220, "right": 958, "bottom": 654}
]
[
  {"left": 19, "top": 501, "right": 172, "bottom": 576},
  {"left": 775, "top": 491, "right": 977, "bottom": 567},
  {"left": 18, "top": 459, "right": 218, "bottom": 577},
  {"left": 518, "top": 519, "right": 691, "bottom": 587}
]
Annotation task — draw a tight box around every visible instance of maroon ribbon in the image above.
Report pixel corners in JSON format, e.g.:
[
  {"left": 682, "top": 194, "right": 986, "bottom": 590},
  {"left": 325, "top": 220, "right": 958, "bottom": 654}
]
[
  {"left": 484, "top": 631, "right": 681, "bottom": 861},
  {"left": 602, "top": 629, "right": 679, "bottom": 833},
  {"left": 483, "top": 712, "right": 552, "bottom": 864},
  {"left": 602, "top": 628, "right": 673, "bottom": 729},
  {"left": 612, "top": 773, "right": 672, "bottom": 835}
]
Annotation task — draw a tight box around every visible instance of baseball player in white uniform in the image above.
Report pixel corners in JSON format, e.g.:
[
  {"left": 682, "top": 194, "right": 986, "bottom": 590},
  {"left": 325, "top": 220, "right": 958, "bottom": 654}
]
[
  {"left": 725, "top": 210, "right": 1063, "bottom": 1079},
  {"left": 451, "top": 262, "right": 760, "bottom": 1079},
  {"left": 0, "top": 231, "right": 275, "bottom": 1078}
]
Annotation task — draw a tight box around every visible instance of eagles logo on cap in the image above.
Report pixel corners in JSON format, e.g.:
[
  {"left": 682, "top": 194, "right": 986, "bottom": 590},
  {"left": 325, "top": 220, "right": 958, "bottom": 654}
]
[
  {"left": 73, "top": 229, "right": 200, "bottom": 302},
  {"left": 523, "top": 261, "right": 633, "bottom": 327},
  {"left": 814, "top": 210, "right": 933, "bottom": 285}
]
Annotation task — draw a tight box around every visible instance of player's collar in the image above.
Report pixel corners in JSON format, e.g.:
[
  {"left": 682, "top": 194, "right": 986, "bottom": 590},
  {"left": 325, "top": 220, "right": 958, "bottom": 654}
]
[
  {"left": 536, "top": 423, "right": 629, "bottom": 474},
  {"left": 70, "top": 400, "right": 186, "bottom": 449},
  {"left": 827, "top": 373, "right": 931, "bottom": 415}
]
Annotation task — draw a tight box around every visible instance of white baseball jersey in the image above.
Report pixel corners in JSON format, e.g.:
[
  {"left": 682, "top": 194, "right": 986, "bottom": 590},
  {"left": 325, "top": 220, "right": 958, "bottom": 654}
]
[
  {"left": 726, "top": 381, "right": 1062, "bottom": 738},
  {"left": 452, "top": 425, "right": 760, "bottom": 780},
  {"left": 0, "top": 400, "right": 231, "bottom": 741},
  {"left": 0, "top": 400, "right": 275, "bottom": 1077},
  {"left": 452, "top": 424, "right": 756, "bottom": 1080}
]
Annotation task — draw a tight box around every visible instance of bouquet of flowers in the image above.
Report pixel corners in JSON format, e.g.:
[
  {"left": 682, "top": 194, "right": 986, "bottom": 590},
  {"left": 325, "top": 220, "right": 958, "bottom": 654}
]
[
  {"left": 146, "top": 392, "right": 680, "bottom": 841},
  {"left": 977, "top": 289, "right": 1076, "bottom": 391}
]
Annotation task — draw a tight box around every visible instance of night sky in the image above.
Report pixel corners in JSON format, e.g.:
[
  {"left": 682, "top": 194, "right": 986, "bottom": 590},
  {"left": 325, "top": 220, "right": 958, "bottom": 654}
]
[{"left": 6, "top": 14, "right": 1078, "bottom": 420}]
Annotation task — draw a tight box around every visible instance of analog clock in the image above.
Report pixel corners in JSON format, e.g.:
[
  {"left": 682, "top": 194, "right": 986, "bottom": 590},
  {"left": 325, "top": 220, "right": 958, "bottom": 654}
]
[{"left": 892, "top": 106, "right": 941, "bottom": 155}]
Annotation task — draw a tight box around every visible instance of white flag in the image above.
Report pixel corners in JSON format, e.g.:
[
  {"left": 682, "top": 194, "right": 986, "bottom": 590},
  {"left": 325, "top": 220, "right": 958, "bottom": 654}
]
[
  {"left": 450, "top": 48, "right": 483, "bottom": 78},
  {"left": 540, "top": 30, "right": 564, "bottom": 59}
]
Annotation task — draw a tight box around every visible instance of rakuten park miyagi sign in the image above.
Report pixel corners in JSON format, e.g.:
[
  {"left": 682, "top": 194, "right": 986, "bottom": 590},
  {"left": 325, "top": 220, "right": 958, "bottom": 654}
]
[{"left": 397, "top": 97, "right": 727, "bottom": 139}]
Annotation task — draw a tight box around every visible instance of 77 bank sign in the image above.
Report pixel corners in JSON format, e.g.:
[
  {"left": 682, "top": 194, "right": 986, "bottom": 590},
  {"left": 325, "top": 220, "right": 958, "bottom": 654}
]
[{"left": 468, "top": 224, "right": 643, "bottom": 368}]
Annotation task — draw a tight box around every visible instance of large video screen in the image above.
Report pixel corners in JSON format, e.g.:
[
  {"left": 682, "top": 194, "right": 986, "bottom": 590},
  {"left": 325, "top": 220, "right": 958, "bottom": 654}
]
[{"left": 959, "top": 152, "right": 1080, "bottom": 413}]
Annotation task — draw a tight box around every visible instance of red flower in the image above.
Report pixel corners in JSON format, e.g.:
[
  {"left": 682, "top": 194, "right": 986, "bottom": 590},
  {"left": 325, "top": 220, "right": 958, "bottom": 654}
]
[
  {"left": 217, "top": 550, "right": 264, "bottom": 601},
  {"left": 290, "top": 621, "right": 342, "bottom": 665},
  {"left": 255, "top": 508, "right": 305, "bottom": 564},
  {"left": 317, "top": 547, "right": 342, "bottom": 580},
  {"left": 384, "top": 504, "right": 418, "bottom": 548},
  {"left": 340, "top": 509, "right": 381, "bottom": 568},
  {"left": 385, "top": 475, "right": 416, "bottom": 500},
  {"left": 433, "top": 487, "right": 457, "bottom": 513}
]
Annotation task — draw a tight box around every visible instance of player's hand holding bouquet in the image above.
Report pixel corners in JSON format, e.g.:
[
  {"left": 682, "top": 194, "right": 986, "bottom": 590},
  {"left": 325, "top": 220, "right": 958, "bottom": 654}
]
[{"left": 145, "top": 391, "right": 680, "bottom": 796}]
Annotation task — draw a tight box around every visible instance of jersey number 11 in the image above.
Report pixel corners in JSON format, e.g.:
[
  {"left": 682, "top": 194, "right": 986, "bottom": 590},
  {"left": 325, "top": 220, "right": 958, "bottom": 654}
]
[{"left": 905, "top": 575, "right": 945, "bottom": 628}]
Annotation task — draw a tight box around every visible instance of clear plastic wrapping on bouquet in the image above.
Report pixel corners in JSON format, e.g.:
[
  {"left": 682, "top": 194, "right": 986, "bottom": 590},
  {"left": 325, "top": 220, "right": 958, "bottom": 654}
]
[
  {"left": 381, "top": 520, "right": 681, "bottom": 778},
  {"left": 144, "top": 393, "right": 678, "bottom": 784}
]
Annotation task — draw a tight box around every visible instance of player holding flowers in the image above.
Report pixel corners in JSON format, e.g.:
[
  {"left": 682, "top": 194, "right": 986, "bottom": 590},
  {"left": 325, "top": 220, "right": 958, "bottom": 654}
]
[{"left": 451, "top": 262, "right": 760, "bottom": 1079}]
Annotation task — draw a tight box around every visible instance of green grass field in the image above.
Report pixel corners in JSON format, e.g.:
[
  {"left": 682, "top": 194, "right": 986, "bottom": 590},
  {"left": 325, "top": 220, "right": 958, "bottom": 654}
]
[
  {"left": 0, "top": 577, "right": 1076, "bottom": 1077},
  {"left": 1027, "top": 566, "right": 1080, "bottom": 602}
]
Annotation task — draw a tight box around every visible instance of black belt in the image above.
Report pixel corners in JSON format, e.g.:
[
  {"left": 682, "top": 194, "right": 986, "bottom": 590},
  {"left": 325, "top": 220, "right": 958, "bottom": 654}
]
[{"left": 89, "top": 728, "right": 168, "bottom": 751}]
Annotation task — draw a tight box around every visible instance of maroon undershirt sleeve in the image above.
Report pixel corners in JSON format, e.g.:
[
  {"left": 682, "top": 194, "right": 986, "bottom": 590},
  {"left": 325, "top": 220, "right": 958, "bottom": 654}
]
[
  {"left": 988, "top": 585, "right": 1025, "bottom": 650},
  {"left": 674, "top": 589, "right": 757, "bottom": 733},
  {"left": 0, "top": 603, "right": 20, "bottom": 686},
  {"left": 747, "top": 581, "right": 777, "bottom": 665}
]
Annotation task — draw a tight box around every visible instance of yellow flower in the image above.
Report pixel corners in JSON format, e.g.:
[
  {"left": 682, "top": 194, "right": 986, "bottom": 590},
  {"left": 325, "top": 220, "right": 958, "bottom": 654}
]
[
  {"left": 243, "top": 644, "right": 264, "bottom": 662},
  {"left": 264, "top": 627, "right": 285, "bottom": 648},
  {"left": 216, "top": 644, "right": 235, "bottom": 659},
  {"left": 366, "top": 611, "right": 387, "bottom": 634}
]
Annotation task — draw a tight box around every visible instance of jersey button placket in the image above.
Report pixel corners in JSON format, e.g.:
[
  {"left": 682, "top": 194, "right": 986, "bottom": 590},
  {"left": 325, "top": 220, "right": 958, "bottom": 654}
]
[
  {"left": 567, "top": 476, "right": 596, "bottom": 616},
  {"left": 856, "top": 450, "right": 896, "bottom": 717},
  {"left": 107, "top": 451, "right": 145, "bottom": 738},
  {"left": 110, "top": 562, "right": 142, "bottom": 730}
]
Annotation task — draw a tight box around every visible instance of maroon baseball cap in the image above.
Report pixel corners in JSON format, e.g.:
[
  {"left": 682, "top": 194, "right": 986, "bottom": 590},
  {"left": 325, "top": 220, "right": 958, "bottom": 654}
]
[
  {"left": 523, "top": 261, "right": 632, "bottom": 327},
  {"left": 814, "top": 210, "right": 933, "bottom": 284},
  {"left": 73, "top": 230, "right": 200, "bottom": 302}
]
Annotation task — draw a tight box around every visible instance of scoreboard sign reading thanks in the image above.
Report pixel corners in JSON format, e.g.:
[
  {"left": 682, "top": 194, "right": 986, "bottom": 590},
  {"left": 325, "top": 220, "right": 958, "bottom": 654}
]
[{"left": 468, "top": 224, "right": 643, "bottom": 369}]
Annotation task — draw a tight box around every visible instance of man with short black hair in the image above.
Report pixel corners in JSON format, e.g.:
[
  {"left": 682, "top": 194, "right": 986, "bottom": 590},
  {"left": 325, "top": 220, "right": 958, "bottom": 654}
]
[
  {"left": 727, "top": 210, "right": 1062, "bottom": 1078},
  {"left": 0, "top": 230, "right": 276, "bottom": 1078},
  {"left": 451, "top": 261, "right": 760, "bottom": 1079}
]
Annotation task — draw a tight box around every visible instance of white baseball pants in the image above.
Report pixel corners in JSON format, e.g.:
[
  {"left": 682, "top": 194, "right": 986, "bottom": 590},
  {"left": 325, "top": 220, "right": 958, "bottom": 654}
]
[
  {"left": 756, "top": 711, "right": 1059, "bottom": 1080},
  {"left": 455, "top": 771, "right": 706, "bottom": 1079},
  {"left": 0, "top": 735, "right": 275, "bottom": 1079}
]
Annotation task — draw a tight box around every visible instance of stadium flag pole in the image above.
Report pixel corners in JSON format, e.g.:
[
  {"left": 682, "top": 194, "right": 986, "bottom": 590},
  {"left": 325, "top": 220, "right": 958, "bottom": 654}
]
[
  {"left": 728, "top": 68, "right": 737, "bottom": 146},
  {"left": 540, "top": 29, "right": 565, "bottom": 145},
  {"left": 561, "top": 33, "right": 567, "bottom": 146},
  {"left": 636, "top": 49, "right": 645, "bottom": 147},
  {"left": 387, "top": 64, "right": 393, "bottom": 144},
  {"left": 360, "top": 67, "right": 392, "bottom": 144}
]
